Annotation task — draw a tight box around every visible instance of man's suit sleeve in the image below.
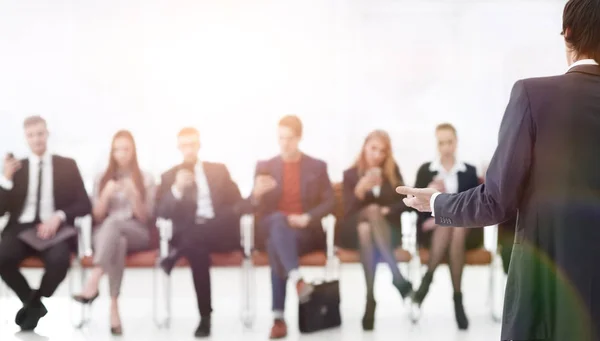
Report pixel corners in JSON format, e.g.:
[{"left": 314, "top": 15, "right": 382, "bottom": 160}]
[
  {"left": 434, "top": 80, "right": 534, "bottom": 227},
  {"left": 0, "top": 177, "right": 11, "bottom": 216},
  {"left": 62, "top": 159, "right": 92, "bottom": 222},
  {"left": 307, "top": 162, "right": 335, "bottom": 222},
  {"left": 156, "top": 172, "right": 177, "bottom": 219}
]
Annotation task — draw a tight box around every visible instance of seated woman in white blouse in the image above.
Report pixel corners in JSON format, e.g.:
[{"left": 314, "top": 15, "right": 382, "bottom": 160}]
[{"left": 412, "top": 123, "right": 482, "bottom": 330}]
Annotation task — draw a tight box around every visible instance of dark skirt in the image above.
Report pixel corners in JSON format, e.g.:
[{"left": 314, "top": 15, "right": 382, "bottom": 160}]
[
  {"left": 418, "top": 226, "right": 484, "bottom": 251},
  {"left": 336, "top": 213, "right": 403, "bottom": 250}
]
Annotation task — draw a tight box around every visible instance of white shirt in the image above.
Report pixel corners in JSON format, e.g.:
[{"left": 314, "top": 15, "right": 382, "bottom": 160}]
[
  {"left": 171, "top": 162, "right": 215, "bottom": 219},
  {"left": 0, "top": 153, "right": 65, "bottom": 223},
  {"left": 430, "top": 160, "right": 466, "bottom": 217},
  {"left": 429, "top": 159, "right": 466, "bottom": 195},
  {"left": 567, "top": 59, "right": 599, "bottom": 71}
]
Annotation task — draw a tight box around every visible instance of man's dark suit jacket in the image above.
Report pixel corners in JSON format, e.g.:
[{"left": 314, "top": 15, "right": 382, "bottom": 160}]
[
  {"left": 252, "top": 154, "right": 335, "bottom": 250},
  {"left": 0, "top": 155, "right": 91, "bottom": 239},
  {"left": 155, "top": 161, "right": 242, "bottom": 248},
  {"left": 415, "top": 161, "right": 482, "bottom": 247},
  {"left": 433, "top": 64, "right": 600, "bottom": 341}
]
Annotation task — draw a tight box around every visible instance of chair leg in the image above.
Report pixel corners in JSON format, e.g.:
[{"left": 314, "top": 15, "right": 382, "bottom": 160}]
[
  {"left": 490, "top": 252, "right": 503, "bottom": 323},
  {"left": 409, "top": 255, "right": 422, "bottom": 324},
  {"left": 0, "top": 281, "right": 8, "bottom": 325},
  {"left": 153, "top": 265, "right": 171, "bottom": 329},
  {"left": 240, "top": 258, "right": 255, "bottom": 329},
  {"left": 70, "top": 260, "right": 89, "bottom": 329}
]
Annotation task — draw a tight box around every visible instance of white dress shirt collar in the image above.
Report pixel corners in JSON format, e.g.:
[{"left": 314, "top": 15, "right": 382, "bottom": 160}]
[
  {"left": 429, "top": 159, "right": 467, "bottom": 174},
  {"left": 567, "top": 59, "right": 599, "bottom": 72},
  {"left": 29, "top": 152, "right": 52, "bottom": 166}
]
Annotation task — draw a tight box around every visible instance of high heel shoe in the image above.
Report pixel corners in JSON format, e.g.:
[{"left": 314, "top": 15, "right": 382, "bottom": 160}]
[
  {"left": 412, "top": 272, "right": 433, "bottom": 306},
  {"left": 453, "top": 292, "right": 469, "bottom": 330},
  {"left": 361, "top": 299, "right": 376, "bottom": 331},
  {"left": 393, "top": 279, "right": 414, "bottom": 300},
  {"left": 111, "top": 325, "right": 123, "bottom": 336},
  {"left": 72, "top": 292, "right": 99, "bottom": 304}
]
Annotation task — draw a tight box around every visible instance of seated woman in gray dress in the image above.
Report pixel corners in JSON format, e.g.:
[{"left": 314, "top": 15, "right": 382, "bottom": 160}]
[
  {"left": 412, "top": 123, "right": 482, "bottom": 330},
  {"left": 72, "top": 130, "right": 155, "bottom": 335},
  {"left": 338, "top": 130, "right": 413, "bottom": 331}
]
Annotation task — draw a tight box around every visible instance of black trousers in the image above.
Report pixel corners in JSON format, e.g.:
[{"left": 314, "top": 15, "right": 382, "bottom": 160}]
[
  {"left": 0, "top": 223, "right": 71, "bottom": 302},
  {"left": 172, "top": 213, "right": 240, "bottom": 317}
]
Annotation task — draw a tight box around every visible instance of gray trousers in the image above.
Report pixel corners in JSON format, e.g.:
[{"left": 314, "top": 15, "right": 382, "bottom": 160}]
[{"left": 93, "top": 216, "right": 150, "bottom": 297}]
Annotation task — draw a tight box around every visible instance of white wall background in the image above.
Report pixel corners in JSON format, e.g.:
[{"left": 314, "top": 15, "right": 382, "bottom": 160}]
[{"left": 0, "top": 0, "right": 567, "bottom": 196}]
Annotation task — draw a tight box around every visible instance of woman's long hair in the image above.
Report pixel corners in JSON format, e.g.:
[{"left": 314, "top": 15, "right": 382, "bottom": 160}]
[
  {"left": 98, "top": 130, "right": 146, "bottom": 199},
  {"left": 352, "top": 130, "right": 403, "bottom": 187}
]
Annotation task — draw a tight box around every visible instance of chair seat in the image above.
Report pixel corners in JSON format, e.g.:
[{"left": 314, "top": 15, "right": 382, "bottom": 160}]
[
  {"left": 336, "top": 247, "right": 411, "bottom": 263},
  {"left": 252, "top": 250, "right": 327, "bottom": 266},
  {"left": 174, "top": 250, "right": 245, "bottom": 267},
  {"left": 20, "top": 254, "right": 77, "bottom": 268},
  {"left": 81, "top": 250, "right": 245, "bottom": 268},
  {"left": 418, "top": 248, "right": 492, "bottom": 265}
]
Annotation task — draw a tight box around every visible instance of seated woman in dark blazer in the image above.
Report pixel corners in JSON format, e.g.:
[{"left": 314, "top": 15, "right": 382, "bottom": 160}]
[
  {"left": 338, "top": 130, "right": 412, "bottom": 331},
  {"left": 412, "top": 123, "right": 482, "bottom": 330}
]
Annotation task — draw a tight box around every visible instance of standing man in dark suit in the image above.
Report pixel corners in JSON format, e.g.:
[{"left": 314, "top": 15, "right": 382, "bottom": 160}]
[
  {"left": 398, "top": 1, "right": 600, "bottom": 340},
  {"left": 155, "top": 127, "right": 242, "bottom": 338},
  {"left": 0, "top": 115, "right": 91, "bottom": 330},
  {"left": 249, "top": 115, "right": 335, "bottom": 339}
]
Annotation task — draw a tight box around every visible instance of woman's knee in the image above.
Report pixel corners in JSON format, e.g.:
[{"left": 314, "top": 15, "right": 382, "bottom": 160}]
[
  {"left": 360, "top": 204, "right": 382, "bottom": 220},
  {"left": 357, "top": 222, "right": 372, "bottom": 241}
]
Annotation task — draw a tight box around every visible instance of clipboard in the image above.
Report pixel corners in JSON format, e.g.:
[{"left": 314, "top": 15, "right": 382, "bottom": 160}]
[{"left": 18, "top": 227, "right": 77, "bottom": 252}]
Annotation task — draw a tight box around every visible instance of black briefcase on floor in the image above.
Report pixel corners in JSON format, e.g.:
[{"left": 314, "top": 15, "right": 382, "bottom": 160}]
[{"left": 298, "top": 280, "right": 341, "bottom": 333}]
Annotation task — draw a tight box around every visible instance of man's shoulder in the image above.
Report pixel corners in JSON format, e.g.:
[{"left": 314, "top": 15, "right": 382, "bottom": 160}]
[
  {"left": 160, "top": 165, "right": 180, "bottom": 178},
  {"left": 302, "top": 154, "right": 327, "bottom": 168},
  {"left": 52, "top": 154, "right": 77, "bottom": 167},
  {"left": 203, "top": 161, "right": 229, "bottom": 172}
]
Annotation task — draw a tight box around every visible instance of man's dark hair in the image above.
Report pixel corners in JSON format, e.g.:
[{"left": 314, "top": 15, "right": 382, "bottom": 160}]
[
  {"left": 177, "top": 127, "right": 200, "bottom": 138},
  {"left": 562, "top": 0, "right": 600, "bottom": 63},
  {"left": 278, "top": 115, "right": 303, "bottom": 137}
]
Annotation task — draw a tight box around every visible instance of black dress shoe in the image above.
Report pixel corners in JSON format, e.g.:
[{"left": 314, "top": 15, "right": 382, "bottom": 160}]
[
  {"left": 453, "top": 292, "right": 469, "bottom": 330},
  {"left": 16, "top": 292, "right": 47, "bottom": 331},
  {"left": 160, "top": 249, "right": 180, "bottom": 275},
  {"left": 194, "top": 316, "right": 211, "bottom": 338}
]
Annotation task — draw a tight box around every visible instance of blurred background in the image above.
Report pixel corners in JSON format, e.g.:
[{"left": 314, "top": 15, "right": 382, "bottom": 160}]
[{"left": 0, "top": 0, "right": 567, "bottom": 195}]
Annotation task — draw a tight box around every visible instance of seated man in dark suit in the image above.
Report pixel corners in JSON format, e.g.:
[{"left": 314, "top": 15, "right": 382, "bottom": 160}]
[
  {"left": 156, "top": 127, "right": 243, "bottom": 338},
  {"left": 250, "top": 115, "right": 335, "bottom": 339},
  {"left": 0, "top": 115, "right": 91, "bottom": 330}
]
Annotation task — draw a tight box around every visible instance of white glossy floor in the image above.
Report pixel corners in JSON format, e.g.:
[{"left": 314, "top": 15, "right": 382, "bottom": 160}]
[{"left": 0, "top": 264, "right": 505, "bottom": 341}]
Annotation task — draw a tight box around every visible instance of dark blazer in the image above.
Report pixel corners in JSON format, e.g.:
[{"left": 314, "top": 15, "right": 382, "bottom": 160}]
[
  {"left": 432, "top": 64, "right": 600, "bottom": 341},
  {"left": 342, "top": 164, "right": 408, "bottom": 223},
  {"left": 414, "top": 161, "right": 479, "bottom": 233},
  {"left": 252, "top": 154, "right": 334, "bottom": 229},
  {"left": 155, "top": 161, "right": 242, "bottom": 226},
  {"left": 0, "top": 155, "right": 91, "bottom": 236}
]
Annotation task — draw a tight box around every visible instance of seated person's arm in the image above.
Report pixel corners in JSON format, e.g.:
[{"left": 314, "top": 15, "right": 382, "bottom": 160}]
[
  {"left": 343, "top": 170, "right": 367, "bottom": 217},
  {"left": 155, "top": 169, "right": 194, "bottom": 219},
  {"left": 60, "top": 160, "right": 92, "bottom": 223},
  {"left": 385, "top": 165, "right": 412, "bottom": 217},
  {"left": 125, "top": 176, "right": 154, "bottom": 224},
  {"left": 0, "top": 154, "right": 22, "bottom": 215},
  {"left": 306, "top": 163, "right": 335, "bottom": 224},
  {"left": 156, "top": 173, "right": 175, "bottom": 219}
]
